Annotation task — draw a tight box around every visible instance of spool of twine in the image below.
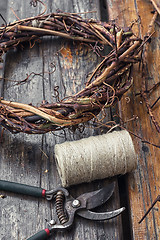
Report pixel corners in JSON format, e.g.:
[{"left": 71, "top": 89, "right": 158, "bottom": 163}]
[{"left": 54, "top": 130, "right": 137, "bottom": 187}]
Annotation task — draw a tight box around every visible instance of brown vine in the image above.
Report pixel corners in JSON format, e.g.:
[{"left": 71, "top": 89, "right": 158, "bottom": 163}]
[{"left": 0, "top": 9, "right": 157, "bottom": 134}]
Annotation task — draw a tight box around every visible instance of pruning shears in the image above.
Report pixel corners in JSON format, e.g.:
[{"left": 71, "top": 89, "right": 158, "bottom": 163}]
[{"left": 0, "top": 180, "right": 125, "bottom": 240}]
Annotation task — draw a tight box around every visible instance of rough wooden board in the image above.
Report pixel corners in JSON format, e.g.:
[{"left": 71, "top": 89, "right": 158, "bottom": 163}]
[
  {"left": 107, "top": 0, "right": 160, "bottom": 239},
  {"left": 0, "top": 0, "right": 8, "bottom": 97},
  {"left": 0, "top": 0, "right": 8, "bottom": 26},
  {"left": 0, "top": 1, "right": 123, "bottom": 240}
]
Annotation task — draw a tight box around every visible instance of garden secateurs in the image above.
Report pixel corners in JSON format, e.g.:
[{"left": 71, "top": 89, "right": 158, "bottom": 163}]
[{"left": 0, "top": 180, "right": 125, "bottom": 240}]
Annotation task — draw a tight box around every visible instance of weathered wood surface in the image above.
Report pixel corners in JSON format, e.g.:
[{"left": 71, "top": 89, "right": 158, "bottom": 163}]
[
  {"left": 0, "top": 1, "right": 123, "bottom": 240},
  {"left": 0, "top": 0, "right": 8, "bottom": 97},
  {"left": 108, "top": 0, "right": 160, "bottom": 239}
]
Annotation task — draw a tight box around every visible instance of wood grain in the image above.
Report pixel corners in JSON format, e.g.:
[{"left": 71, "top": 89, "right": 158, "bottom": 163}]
[
  {"left": 107, "top": 0, "right": 160, "bottom": 239},
  {"left": 0, "top": 1, "right": 123, "bottom": 239},
  {"left": 0, "top": 0, "right": 8, "bottom": 97}
]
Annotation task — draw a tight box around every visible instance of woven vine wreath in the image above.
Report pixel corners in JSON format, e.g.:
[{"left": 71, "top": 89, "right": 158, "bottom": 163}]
[{"left": 0, "top": 11, "right": 144, "bottom": 134}]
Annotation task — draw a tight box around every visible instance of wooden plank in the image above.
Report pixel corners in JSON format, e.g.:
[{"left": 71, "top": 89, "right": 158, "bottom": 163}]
[
  {"left": 0, "top": 0, "right": 8, "bottom": 97},
  {"left": 0, "top": 1, "right": 123, "bottom": 239},
  {"left": 107, "top": 0, "right": 160, "bottom": 239},
  {"left": 0, "top": 0, "right": 8, "bottom": 26}
]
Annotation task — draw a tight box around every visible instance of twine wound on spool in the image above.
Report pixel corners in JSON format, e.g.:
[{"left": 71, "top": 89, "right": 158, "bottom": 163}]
[{"left": 54, "top": 130, "right": 137, "bottom": 187}]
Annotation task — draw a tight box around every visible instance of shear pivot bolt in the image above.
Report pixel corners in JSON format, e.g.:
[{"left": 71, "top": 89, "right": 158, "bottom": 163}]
[
  {"left": 72, "top": 199, "right": 80, "bottom": 208},
  {"left": 49, "top": 219, "right": 56, "bottom": 226}
]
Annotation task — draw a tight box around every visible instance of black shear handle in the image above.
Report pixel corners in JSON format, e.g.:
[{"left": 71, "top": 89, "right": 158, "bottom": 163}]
[
  {"left": 0, "top": 180, "right": 46, "bottom": 198},
  {"left": 27, "top": 229, "right": 50, "bottom": 240}
]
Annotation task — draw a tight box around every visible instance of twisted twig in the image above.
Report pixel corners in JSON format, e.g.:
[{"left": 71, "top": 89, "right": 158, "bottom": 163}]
[
  {"left": 0, "top": 11, "right": 145, "bottom": 133},
  {"left": 141, "top": 11, "right": 160, "bottom": 132}
]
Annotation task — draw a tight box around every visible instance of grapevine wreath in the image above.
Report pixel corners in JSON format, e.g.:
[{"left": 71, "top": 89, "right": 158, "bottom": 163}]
[{"left": 0, "top": 6, "right": 159, "bottom": 134}]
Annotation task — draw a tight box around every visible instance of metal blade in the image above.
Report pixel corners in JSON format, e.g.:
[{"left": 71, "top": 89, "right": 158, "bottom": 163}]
[
  {"left": 77, "top": 182, "right": 115, "bottom": 210},
  {"left": 77, "top": 207, "right": 125, "bottom": 220}
]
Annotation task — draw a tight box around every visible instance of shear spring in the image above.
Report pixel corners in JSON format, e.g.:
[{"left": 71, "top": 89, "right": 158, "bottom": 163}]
[{"left": 56, "top": 190, "right": 68, "bottom": 224}]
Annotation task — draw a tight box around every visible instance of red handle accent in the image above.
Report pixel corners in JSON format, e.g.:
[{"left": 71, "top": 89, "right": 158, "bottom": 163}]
[
  {"left": 44, "top": 228, "right": 50, "bottom": 236},
  {"left": 42, "top": 189, "right": 46, "bottom": 197}
]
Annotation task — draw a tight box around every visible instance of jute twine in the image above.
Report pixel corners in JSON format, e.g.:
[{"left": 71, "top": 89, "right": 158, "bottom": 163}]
[{"left": 54, "top": 130, "right": 137, "bottom": 187}]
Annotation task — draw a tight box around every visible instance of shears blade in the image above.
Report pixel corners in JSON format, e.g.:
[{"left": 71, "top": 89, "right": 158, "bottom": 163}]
[
  {"left": 77, "top": 207, "right": 125, "bottom": 220},
  {"left": 77, "top": 182, "right": 115, "bottom": 210},
  {"left": 86, "top": 182, "right": 115, "bottom": 209},
  {"left": 76, "top": 182, "right": 125, "bottom": 221}
]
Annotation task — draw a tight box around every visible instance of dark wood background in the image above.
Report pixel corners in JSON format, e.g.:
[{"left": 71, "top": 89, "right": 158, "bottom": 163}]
[
  {"left": 1, "top": 0, "right": 160, "bottom": 240},
  {"left": 107, "top": 1, "right": 160, "bottom": 239},
  {"left": 0, "top": 1, "right": 122, "bottom": 240}
]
